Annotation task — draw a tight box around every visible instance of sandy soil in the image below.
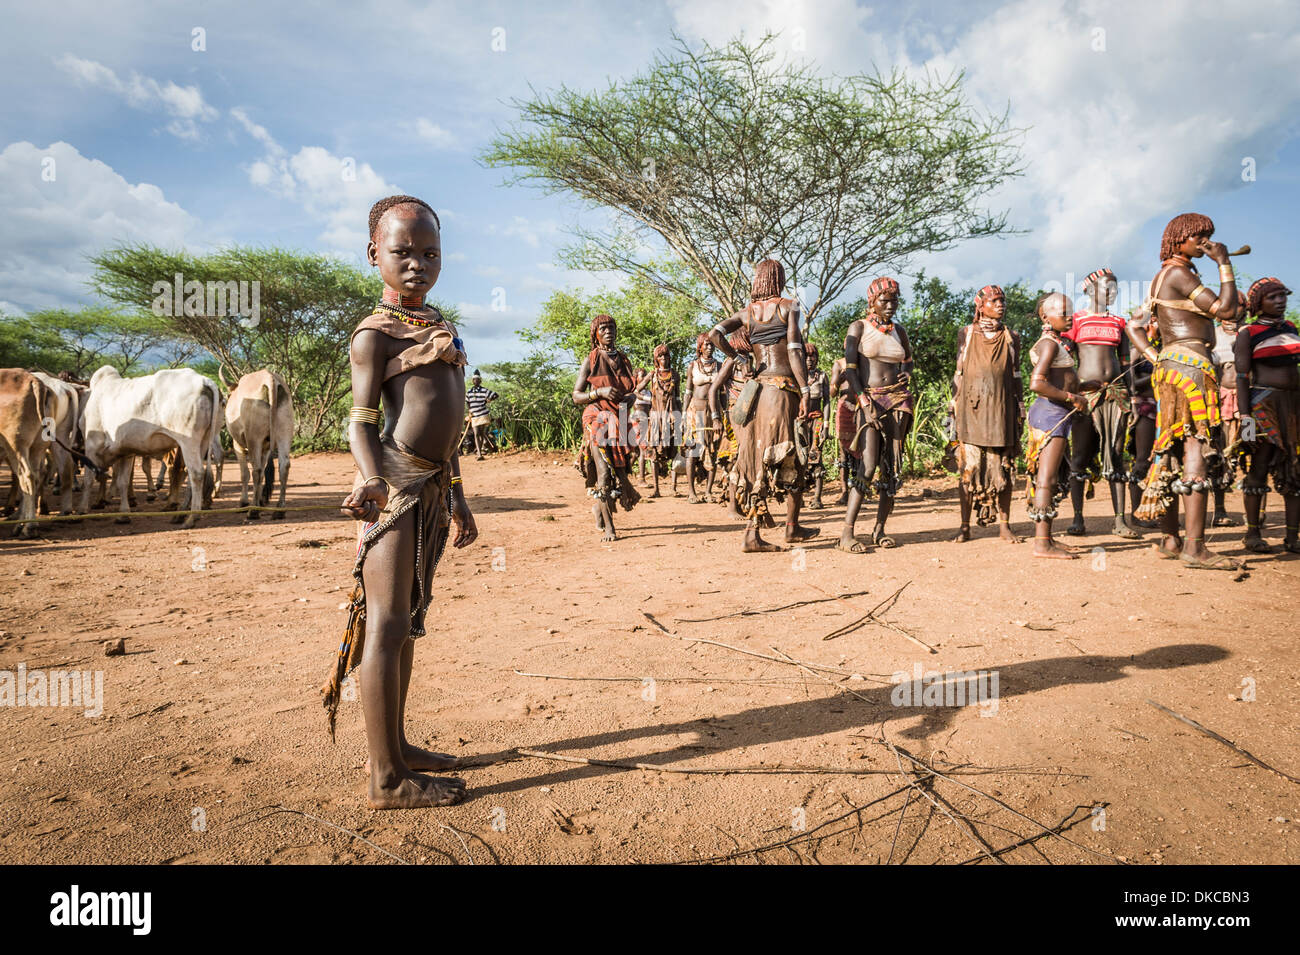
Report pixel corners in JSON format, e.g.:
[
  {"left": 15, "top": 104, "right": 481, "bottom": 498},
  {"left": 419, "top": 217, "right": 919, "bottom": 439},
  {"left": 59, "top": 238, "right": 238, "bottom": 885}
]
[{"left": 1, "top": 449, "right": 1297, "bottom": 865}]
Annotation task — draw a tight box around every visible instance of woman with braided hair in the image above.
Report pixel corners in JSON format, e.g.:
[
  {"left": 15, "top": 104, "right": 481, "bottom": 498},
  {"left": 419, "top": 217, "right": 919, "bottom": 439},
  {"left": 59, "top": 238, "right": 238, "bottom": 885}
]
[
  {"left": 1063, "top": 268, "right": 1141, "bottom": 539},
  {"left": 838, "top": 276, "right": 914, "bottom": 552},
  {"left": 1128, "top": 212, "right": 1241, "bottom": 570},
  {"left": 639, "top": 343, "right": 681, "bottom": 498},
  {"left": 1235, "top": 276, "right": 1300, "bottom": 554},
  {"left": 573, "top": 313, "right": 641, "bottom": 540},
  {"left": 951, "top": 284, "right": 1024, "bottom": 544},
  {"left": 1025, "top": 293, "right": 1091, "bottom": 558},
  {"left": 682, "top": 332, "right": 721, "bottom": 503},
  {"left": 709, "top": 259, "right": 818, "bottom": 551},
  {"left": 710, "top": 327, "right": 755, "bottom": 518}
]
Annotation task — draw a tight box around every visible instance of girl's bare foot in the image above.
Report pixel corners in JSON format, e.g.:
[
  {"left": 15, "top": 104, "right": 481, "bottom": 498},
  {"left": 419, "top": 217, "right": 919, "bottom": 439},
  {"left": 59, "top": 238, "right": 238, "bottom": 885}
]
[
  {"left": 784, "top": 523, "right": 820, "bottom": 542},
  {"left": 951, "top": 524, "right": 971, "bottom": 542},
  {"left": 998, "top": 523, "right": 1022, "bottom": 543},
  {"left": 367, "top": 770, "right": 466, "bottom": 809},
  {"left": 1064, "top": 517, "right": 1086, "bottom": 536},
  {"left": 1032, "top": 538, "right": 1077, "bottom": 559},
  {"left": 743, "top": 528, "right": 784, "bottom": 552},
  {"left": 365, "top": 746, "right": 457, "bottom": 774}
]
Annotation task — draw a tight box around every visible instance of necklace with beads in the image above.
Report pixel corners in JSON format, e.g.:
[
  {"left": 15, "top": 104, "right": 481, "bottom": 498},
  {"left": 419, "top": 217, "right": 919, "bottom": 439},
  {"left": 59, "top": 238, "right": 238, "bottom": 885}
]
[{"left": 376, "top": 301, "right": 445, "bottom": 327}]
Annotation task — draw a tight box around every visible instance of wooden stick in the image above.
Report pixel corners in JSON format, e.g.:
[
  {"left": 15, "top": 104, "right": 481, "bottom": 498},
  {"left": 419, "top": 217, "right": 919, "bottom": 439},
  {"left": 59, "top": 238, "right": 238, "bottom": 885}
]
[
  {"left": 679, "top": 785, "right": 913, "bottom": 864},
  {"left": 221, "top": 806, "right": 410, "bottom": 864},
  {"left": 643, "top": 612, "right": 893, "bottom": 683},
  {"left": 823, "top": 581, "right": 912, "bottom": 640},
  {"left": 955, "top": 804, "right": 1098, "bottom": 865},
  {"left": 677, "top": 590, "right": 873, "bottom": 623},
  {"left": 439, "top": 824, "right": 476, "bottom": 865},
  {"left": 1147, "top": 699, "right": 1300, "bottom": 786},
  {"left": 887, "top": 746, "right": 1005, "bottom": 866},
  {"left": 513, "top": 670, "right": 807, "bottom": 686},
  {"left": 882, "top": 741, "right": 1116, "bottom": 863},
  {"left": 518, "top": 748, "right": 980, "bottom": 777}
]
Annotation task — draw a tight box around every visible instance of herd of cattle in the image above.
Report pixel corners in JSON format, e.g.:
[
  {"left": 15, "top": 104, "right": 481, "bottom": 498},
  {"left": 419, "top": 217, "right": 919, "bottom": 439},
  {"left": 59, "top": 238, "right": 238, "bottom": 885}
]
[{"left": 0, "top": 365, "right": 294, "bottom": 537}]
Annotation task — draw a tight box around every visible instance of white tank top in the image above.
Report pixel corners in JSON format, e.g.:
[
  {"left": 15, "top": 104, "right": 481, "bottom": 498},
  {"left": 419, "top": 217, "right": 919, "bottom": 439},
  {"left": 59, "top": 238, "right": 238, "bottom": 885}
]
[{"left": 860, "top": 322, "right": 907, "bottom": 363}]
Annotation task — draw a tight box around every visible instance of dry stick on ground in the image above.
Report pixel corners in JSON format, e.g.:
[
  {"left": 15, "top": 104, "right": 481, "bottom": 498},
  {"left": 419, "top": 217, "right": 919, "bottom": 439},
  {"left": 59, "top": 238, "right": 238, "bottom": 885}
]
[
  {"left": 823, "top": 581, "right": 912, "bottom": 640},
  {"left": 219, "top": 806, "right": 410, "bottom": 864},
  {"left": 515, "top": 747, "right": 1027, "bottom": 778},
  {"left": 888, "top": 748, "right": 1006, "bottom": 865},
  {"left": 822, "top": 581, "right": 938, "bottom": 654},
  {"left": 886, "top": 789, "right": 914, "bottom": 865},
  {"left": 955, "top": 804, "right": 1100, "bottom": 865},
  {"left": 680, "top": 784, "right": 914, "bottom": 865},
  {"left": 1147, "top": 699, "right": 1300, "bottom": 786},
  {"left": 882, "top": 742, "right": 1117, "bottom": 863},
  {"left": 513, "top": 670, "right": 810, "bottom": 686},
  {"left": 439, "top": 824, "right": 475, "bottom": 865},
  {"left": 676, "top": 589, "right": 873, "bottom": 623},
  {"left": 643, "top": 612, "right": 894, "bottom": 683}
]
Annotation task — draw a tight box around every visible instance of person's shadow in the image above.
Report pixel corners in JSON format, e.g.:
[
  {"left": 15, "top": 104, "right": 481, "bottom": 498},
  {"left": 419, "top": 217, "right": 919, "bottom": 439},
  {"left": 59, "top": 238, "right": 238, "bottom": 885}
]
[{"left": 466, "top": 643, "right": 1228, "bottom": 798}]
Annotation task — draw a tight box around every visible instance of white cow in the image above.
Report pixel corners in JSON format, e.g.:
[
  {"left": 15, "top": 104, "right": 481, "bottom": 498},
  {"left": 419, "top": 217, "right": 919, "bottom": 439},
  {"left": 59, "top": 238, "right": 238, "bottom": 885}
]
[
  {"left": 221, "top": 367, "right": 293, "bottom": 519},
  {"left": 31, "top": 372, "right": 82, "bottom": 515},
  {"left": 79, "top": 366, "right": 221, "bottom": 528}
]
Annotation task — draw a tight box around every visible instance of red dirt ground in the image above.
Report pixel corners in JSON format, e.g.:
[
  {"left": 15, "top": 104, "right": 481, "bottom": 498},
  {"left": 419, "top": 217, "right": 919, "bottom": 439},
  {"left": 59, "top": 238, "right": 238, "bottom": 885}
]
[{"left": 1, "top": 449, "right": 1296, "bottom": 864}]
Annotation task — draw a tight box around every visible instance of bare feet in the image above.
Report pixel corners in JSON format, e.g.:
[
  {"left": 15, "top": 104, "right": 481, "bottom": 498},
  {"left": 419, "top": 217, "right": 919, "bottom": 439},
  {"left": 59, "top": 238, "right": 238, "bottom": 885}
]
[
  {"left": 998, "top": 523, "right": 1023, "bottom": 543},
  {"left": 365, "top": 746, "right": 458, "bottom": 774},
  {"left": 1064, "top": 516, "right": 1086, "bottom": 536},
  {"left": 368, "top": 770, "right": 466, "bottom": 809},
  {"left": 833, "top": 493, "right": 848, "bottom": 506},
  {"left": 951, "top": 524, "right": 971, "bottom": 543},
  {"left": 1032, "top": 537, "right": 1077, "bottom": 559},
  {"left": 743, "top": 528, "right": 784, "bottom": 552},
  {"left": 784, "top": 523, "right": 820, "bottom": 542},
  {"left": 1212, "top": 512, "right": 1240, "bottom": 527}
]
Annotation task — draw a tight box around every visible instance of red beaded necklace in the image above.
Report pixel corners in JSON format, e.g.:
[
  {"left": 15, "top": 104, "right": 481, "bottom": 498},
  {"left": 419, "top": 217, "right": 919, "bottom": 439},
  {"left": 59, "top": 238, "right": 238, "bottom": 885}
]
[{"left": 382, "top": 287, "right": 427, "bottom": 308}]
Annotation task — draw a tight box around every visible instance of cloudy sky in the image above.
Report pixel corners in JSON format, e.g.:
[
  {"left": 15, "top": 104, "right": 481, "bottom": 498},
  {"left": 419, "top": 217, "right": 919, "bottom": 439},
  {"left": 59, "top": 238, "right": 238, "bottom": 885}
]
[{"left": 3, "top": 0, "right": 1298, "bottom": 364}]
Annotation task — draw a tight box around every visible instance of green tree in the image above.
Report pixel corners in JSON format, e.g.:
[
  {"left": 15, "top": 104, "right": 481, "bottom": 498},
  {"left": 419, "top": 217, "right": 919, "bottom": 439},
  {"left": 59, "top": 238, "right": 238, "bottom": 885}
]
[
  {"left": 0, "top": 306, "right": 187, "bottom": 378},
  {"left": 526, "top": 265, "right": 709, "bottom": 371},
  {"left": 90, "top": 244, "right": 458, "bottom": 449},
  {"left": 484, "top": 34, "right": 1022, "bottom": 327},
  {"left": 478, "top": 354, "right": 581, "bottom": 452}
]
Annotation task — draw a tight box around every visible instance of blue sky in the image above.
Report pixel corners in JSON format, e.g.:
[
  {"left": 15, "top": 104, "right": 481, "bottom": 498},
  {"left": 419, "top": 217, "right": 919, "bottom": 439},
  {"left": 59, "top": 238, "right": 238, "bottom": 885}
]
[{"left": 3, "top": 0, "right": 1299, "bottom": 366}]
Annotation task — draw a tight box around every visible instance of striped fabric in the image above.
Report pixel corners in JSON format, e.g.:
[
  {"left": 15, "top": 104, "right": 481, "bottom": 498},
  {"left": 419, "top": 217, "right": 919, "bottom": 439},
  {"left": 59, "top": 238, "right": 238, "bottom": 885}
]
[
  {"left": 1065, "top": 310, "right": 1126, "bottom": 347},
  {"left": 466, "top": 384, "right": 497, "bottom": 417},
  {"left": 1246, "top": 321, "right": 1300, "bottom": 365}
]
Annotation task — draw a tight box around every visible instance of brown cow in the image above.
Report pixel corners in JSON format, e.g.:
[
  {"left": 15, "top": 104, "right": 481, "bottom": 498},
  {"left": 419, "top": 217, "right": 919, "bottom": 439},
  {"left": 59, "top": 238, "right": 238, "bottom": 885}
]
[{"left": 0, "top": 369, "right": 52, "bottom": 537}]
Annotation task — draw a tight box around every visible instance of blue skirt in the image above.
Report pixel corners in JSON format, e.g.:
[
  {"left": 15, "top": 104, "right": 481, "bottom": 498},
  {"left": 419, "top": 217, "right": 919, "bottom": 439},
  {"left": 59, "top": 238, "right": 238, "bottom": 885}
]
[{"left": 1027, "top": 398, "right": 1074, "bottom": 439}]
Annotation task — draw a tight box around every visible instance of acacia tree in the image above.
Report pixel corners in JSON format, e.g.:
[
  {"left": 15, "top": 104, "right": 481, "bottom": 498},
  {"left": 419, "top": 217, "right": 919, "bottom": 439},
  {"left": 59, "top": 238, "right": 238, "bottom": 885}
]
[
  {"left": 91, "top": 244, "right": 459, "bottom": 448},
  {"left": 483, "top": 34, "right": 1023, "bottom": 328}
]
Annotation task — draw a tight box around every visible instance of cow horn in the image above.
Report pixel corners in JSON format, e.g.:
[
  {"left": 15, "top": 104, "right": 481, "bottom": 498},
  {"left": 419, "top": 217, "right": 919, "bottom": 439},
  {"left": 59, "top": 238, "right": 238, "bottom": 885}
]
[{"left": 217, "top": 362, "right": 232, "bottom": 390}]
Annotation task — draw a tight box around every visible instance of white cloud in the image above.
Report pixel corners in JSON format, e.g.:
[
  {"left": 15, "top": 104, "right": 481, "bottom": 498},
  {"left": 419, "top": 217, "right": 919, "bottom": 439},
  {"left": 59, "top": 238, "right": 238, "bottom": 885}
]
[
  {"left": 0, "top": 141, "right": 202, "bottom": 313},
  {"left": 667, "top": 0, "right": 898, "bottom": 75},
  {"left": 231, "top": 109, "right": 403, "bottom": 255},
  {"left": 413, "top": 119, "right": 460, "bottom": 150},
  {"left": 906, "top": 0, "right": 1300, "bottom": 296},
  {"left": 488, "top": 215, "right": 562, "bottom": 249},
  {"left": 55, "top": 54, "right": 218, "bottom": 140}
]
